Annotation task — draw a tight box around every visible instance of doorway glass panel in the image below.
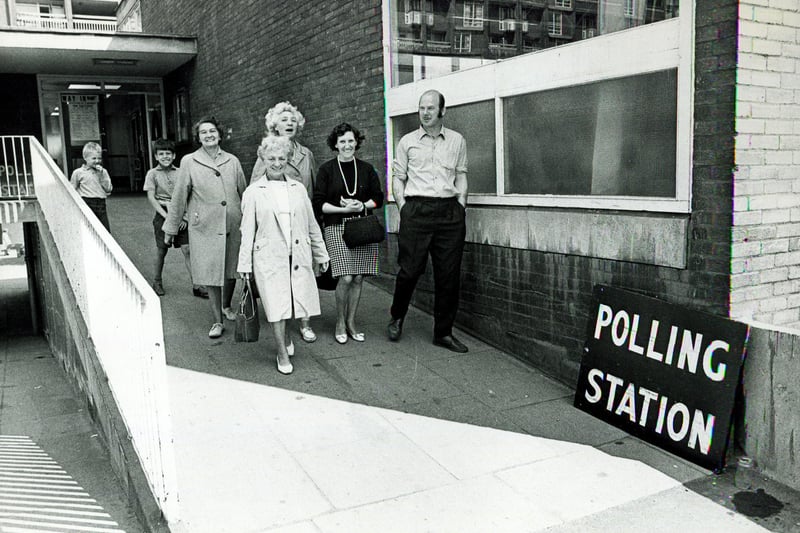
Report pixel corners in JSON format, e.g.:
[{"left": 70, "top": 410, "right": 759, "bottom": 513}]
[{"left": 38, "top": 76, "right": 164, "bottom": 191}]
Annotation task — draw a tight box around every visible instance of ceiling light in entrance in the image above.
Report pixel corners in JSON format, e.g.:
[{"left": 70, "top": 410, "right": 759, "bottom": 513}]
[
  {"left": 67, "top": 84, "right": 122, "bottom": 90},
  {"left": 92, "top": 58, "right": 138, "bottom": 66}
]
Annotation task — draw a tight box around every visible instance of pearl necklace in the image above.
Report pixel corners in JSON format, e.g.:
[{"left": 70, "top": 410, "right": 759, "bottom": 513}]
[{"left": 337, "top": 157, "right": 357, "bottom": 197}]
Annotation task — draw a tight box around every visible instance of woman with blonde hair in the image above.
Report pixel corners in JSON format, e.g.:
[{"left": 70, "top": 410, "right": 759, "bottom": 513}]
[
  {"left": 239, "top": 135, "right": 329, "bottom": 375},
  {"left": 251, "top": 101, "right": 319, "bottom": 343}
]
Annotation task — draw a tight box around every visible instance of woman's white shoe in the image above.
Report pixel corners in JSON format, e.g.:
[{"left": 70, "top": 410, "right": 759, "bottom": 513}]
[
  {"left": 208, "top": 322, "right": 224, "bottom": 338},
  {"left": 276, "top": 356, "right": 293, "bottom": 375}
]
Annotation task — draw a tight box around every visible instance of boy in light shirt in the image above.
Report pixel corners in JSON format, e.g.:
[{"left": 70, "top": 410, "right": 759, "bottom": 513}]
[{"left": 70, "top": 141, "right": 112, "bottom": 230}]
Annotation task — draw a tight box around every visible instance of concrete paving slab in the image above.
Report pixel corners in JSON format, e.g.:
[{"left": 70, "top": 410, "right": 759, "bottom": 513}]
[
  {"left": 378, "top": 408, "right": 568, "bottom": 479},
  {"left": 267, "top": 523, "right": 323, "bottom": 533},
  {"left": 294, "top": 431, "right": 457, "bottom": 508},
  {"left": 541, "top": 485, "right": 769, "bottom": 532},
  {"left": 504, "top": 395, "right": 629, "bottom": 445},
  {"left": 395, "top": 394, "right": 525, "bottom": 433},
  {"left": 313, "top": 475, "right": 564, "bottom": 533},
  {"left": 423, "top": 351, "right": 572, "bottom": 409},
  {"left": 496, "top": 447, "right": 682, "bottom": 522},
  {"left": 324, "top": 351, "right": 464, "bottom": 409},
  {"left": 598, "top": 436, "right": 709, "bottom": 485},
  {"left": 168, "top": 369, "right": 333, "bottom": 533}
]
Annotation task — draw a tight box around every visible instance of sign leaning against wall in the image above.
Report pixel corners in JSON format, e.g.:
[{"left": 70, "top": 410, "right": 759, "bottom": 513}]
[{"left": 574, "top": 285, "right": 749, "bottom": 471}]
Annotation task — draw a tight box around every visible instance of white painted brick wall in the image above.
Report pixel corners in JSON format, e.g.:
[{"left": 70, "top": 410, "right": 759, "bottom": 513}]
[{"left": 733, "top": 3, "right": 800, "bottom": 329}]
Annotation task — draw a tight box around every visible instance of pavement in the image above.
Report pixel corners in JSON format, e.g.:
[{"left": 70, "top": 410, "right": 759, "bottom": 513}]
[{"left": 1, "top": 196, "right": 800, "bottom": 532}]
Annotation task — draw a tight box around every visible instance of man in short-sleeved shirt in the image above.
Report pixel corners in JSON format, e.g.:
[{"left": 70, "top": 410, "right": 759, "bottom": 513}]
[{"left": 388, "top": 90, "right": 469, "bottom": 353}]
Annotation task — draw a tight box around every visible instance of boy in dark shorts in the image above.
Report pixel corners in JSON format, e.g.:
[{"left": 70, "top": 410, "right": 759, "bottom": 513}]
[{"left": 144, "top": 138, "right": 207, "bottom": 298}]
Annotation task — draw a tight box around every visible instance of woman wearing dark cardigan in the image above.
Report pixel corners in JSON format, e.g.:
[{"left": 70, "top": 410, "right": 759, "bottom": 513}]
[{"left": 313, "top": 123, "right": 384, "bottom": 344}]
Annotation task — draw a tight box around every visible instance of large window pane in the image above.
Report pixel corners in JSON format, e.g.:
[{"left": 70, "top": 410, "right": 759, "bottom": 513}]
[
  {"left": 392, "top": 99, "right": 496, "bottom": 194},
  {"left": 503, "top": 69, "right": 677, "bottom": 197},
  {"left": 389, "top": 0, "right": 680, "bottom": 87}
]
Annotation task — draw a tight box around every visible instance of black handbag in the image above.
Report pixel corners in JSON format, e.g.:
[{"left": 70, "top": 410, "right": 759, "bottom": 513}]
[
  {"left": 342, "top": 211, "right": 385, "bottom": 248},
  {"left": 235, "top": 278, "right": 260, "bottom": 342},
  {"left": 316, "top": 266, "right": 338, "bottom": 291}
]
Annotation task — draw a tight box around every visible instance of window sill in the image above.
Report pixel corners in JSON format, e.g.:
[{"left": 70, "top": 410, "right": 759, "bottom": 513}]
[{"left": 385, "top": 203, "right": 689, "bottom": 268}]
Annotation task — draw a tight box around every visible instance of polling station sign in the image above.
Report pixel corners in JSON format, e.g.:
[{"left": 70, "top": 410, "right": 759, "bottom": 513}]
[{"left": 574, "top": 285, "right": 748, "bottom": 471}]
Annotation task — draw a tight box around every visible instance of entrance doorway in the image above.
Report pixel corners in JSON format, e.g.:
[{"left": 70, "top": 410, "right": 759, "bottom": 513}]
[{"left": 38, "top": 77, "right": 165, "bottom": 192}]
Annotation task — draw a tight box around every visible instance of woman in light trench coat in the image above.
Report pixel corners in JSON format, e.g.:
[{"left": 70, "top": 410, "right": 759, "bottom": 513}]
[
  {"left": 164, "top": 116, "right": 247, "bottom": 338},
  {"left": 238, "top": 135, "right": 329, "bottom": 375},
  {"left": 251, "top": 101, "right": 319, "bottom": 344}
]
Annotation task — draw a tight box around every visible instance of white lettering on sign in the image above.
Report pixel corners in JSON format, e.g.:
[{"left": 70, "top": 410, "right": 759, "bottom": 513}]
[
  {"left": 584, "top": 368, "right": 714, "bottom": 455},
  {"left": 592, "top": 303, "right": 728, "bottom": 382}
]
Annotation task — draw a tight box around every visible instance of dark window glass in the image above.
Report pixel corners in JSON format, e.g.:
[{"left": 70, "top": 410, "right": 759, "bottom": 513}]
[{"left": 503, "top": 69, "right": 677, "bottom": 197}]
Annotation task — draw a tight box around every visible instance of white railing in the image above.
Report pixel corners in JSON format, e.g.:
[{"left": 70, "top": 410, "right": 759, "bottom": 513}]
[
  {"left": 18, "top": 136, "right": 179, "bottom": 521},
  {"left": 73, "top": 15, "right": 118, "bottom": 32},
  {"left": 1, "top": 137, "right": 36, "bottom": 200},
  {"left": 15, "top": 13, "right": 117, "bottom": 32}
]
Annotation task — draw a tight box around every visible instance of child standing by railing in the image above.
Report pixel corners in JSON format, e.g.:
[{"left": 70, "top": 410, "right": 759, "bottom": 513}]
[
  {"left": 144, "top": 138, "right": 207, "bottom": 299},
  {"left": 70, "top": 141, "right": 112, "bottom": 231}
]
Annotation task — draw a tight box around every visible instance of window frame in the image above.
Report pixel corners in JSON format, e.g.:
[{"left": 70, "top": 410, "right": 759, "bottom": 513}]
[
  {"left": 383, "top": 3, "right": 694, "bottom": 214},
  {"left": 547, "top": 12, "right": 563, "bottom": 36},
  {"left": 454, "top": 31, "right": 472, "bottom": 53},
  {"left": 462, "top": 2, "right": 484, "bottom": 29}
]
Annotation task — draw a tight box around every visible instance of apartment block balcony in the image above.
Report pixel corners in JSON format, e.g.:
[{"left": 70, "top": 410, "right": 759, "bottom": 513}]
[
  {"left": 403, "top": 10, "right": 434, "bottom": 26},
  {"left": 489, "top": 19, "right": 513, "bottom": 34},
  {"left": 397, "top": 37, "right": 424, "bottom": 51},
  {"left": 15, "top": 13, "right": 117, "bottom": 33},
  {"left": 487, "top": 42, "right": 518, "bottom": 57},
  {"left": 425, "top": 39, "right": 451, "bottom": 53}
]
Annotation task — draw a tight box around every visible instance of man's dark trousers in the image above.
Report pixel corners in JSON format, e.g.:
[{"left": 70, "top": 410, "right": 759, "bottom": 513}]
[{"left": 390, "top": 197, "right": 466, "bottom": 338}]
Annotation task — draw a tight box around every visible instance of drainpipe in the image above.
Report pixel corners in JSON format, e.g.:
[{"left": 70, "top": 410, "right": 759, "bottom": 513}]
[
  {"left": 8, "top": 0, "right": 16, "bottom": 26},
  {"left": 65, "top": 0, "right": 74, "bottom": 29}
]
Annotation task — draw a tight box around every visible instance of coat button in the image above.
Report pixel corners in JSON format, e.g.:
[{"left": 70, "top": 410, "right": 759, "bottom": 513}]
[
  {"left": 293, "top": 265, "right": 299, "bottom": 271},
  {"left": 295, "top": 239, "right": 299, "bottom": 244},
  {"left": 221, "top": 200, "right": 227, "bottom": 206},
  {"left": 215, "top": 171, "right": 221, "bottom": 176}
]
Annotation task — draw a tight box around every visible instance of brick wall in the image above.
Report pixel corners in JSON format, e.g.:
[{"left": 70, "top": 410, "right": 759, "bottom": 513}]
[
  {"left": 141, "top": 1, "right": 386, "bottom": 181},
  {"left": 733, "top": 2, "right": 800, "bottom": 327}
]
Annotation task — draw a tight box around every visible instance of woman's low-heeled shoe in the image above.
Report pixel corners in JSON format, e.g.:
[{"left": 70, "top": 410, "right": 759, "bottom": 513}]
[
  {"left": 286, "top": 341, "right": 294, "bottom": 357},
  {"left": 334, "top": 332, "right": 348, "bottom": 344},
  {"left": 346, "top": 327, "right": 365, "bottom": 342},
  {"left": 276, "top": 356, "right": 293, "bottom": 375},
  {"left": 300, "top": 326, "right": 317, "bottom": 343},
  {"left": 208, "top": 322, "right": 224, "bottom": 338}
]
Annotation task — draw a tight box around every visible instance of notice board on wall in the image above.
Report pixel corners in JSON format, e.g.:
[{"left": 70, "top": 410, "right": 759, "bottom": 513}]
[
  {"left": 66, "top": 95, "right": 100, "bottom": 145},
  {"left": 574, "top": 285, "right": 749, "bottom": 471}
]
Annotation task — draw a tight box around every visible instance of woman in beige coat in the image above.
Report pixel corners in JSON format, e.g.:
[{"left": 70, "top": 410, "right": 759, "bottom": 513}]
[
  {"left": 238, "top": 135, "right": 329, "bottom": 375},
  {"left": 164, "top": 116, "right": 247, "bottom": 338},
  {"left": 250, "top": 101, "right": 319, "bottom": 343}
]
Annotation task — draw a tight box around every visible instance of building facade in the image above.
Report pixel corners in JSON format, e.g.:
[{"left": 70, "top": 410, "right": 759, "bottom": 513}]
[{"left": 3, "top": 0, "right": 799, "bottom": 385}]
